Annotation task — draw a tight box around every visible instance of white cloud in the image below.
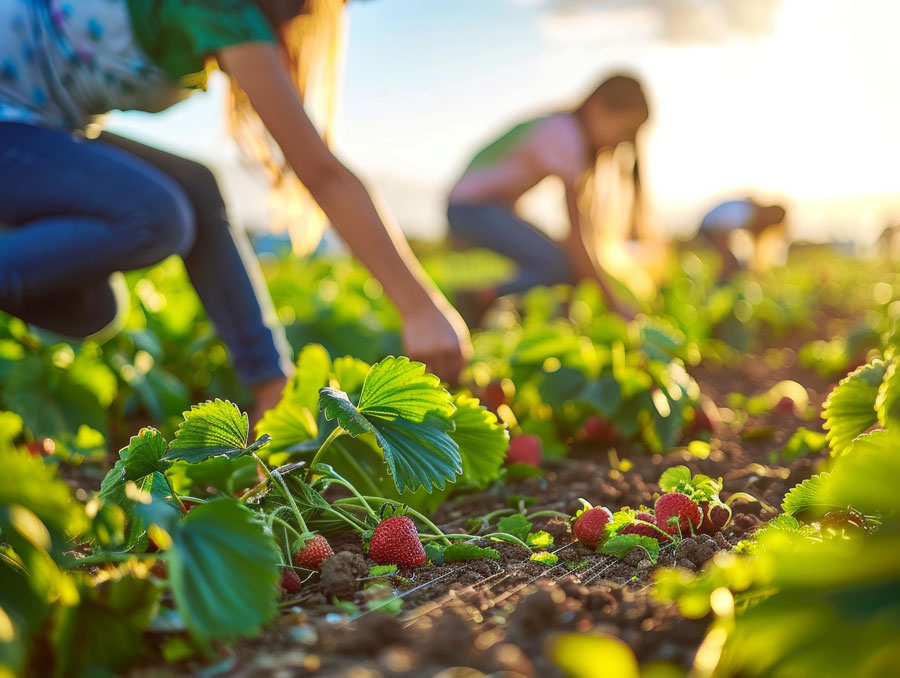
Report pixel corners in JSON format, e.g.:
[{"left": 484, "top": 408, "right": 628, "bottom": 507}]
[{"left": 534, "top": 0, "right": 783, "bottom": 44}]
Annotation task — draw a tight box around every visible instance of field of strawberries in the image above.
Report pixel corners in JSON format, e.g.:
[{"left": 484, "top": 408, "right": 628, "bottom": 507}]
[{"left": 3, "top": 245, "right": 900, "bottom": 678}]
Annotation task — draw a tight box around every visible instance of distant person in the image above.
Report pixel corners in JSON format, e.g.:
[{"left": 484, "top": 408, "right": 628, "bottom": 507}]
[
  {"left": 0, "top": 0, "right": 470, "bottom": 422},
  {"left": 695, "top": 199, "right": 787, "bottom": 282},
  {"left": 446, "top": 74, "right": 649, "bottom": 323}
]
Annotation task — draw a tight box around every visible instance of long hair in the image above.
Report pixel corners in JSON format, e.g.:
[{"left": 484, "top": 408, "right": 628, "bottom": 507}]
[
  {"left": 227, "top": 0, "right": 345, "bottom": 254},
  {"left": 575, "top": 74, "right": 650, "bottom": 243}
]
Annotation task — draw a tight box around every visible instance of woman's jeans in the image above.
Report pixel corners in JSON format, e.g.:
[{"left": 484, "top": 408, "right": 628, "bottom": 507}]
[
  {"left": 0, "top": 122, "right": 291, "bottom": 386},
  {"left": 447, "top": 203, "right": 574, "bottom": 295}
]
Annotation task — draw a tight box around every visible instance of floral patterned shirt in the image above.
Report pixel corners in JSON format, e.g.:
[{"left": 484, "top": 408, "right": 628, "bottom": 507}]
[{"left": 0, "top": 0, "right": 274, "bottom": 130}]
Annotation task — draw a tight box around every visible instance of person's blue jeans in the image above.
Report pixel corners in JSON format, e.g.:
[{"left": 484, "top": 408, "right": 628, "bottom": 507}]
[
  {"left": 446, "top": 203, "right": 574, "bottom": 295},
  {"left": 0, "top": 122, "right": 292, "bottom": 386}
]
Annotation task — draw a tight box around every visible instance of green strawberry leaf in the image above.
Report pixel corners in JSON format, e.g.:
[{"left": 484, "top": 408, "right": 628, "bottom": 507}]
[
  {"left": 51, "top": 571, "right": 162, "bottom": 678},
  {"left": 828, "top": 428, "right": 900, "bottom": 515},
  {"left": 529, "top": 552, "right": 559, "bottom": 566},
  {"left": 255, "top": 388, "right": 319, "bottom": 455},
  {"left": 781, "top": 474, "right": 835, "bottom": 517},
  {"left": 658, "top": 466, "right": 692, "bottom": 493},
  {"left": 876, "top": 357, "right": 900, "bottom": 427},
  {"left": 318, "top": 357, "right": 461, "bottom": 494},
  {"left": 823, "top": 361, "right": 886, "bottom": 455},
  {"left": 443, "top": 543, "right": 500, "bottom": 562},
  {"left": 605, "top": 508, "right": 637, "bottom": 538},
  {"left": 424, "top": 543, "right": 445, "bottom": 565},
  {"left": 99, "top": 428, "right": 170, "bottom": 504},
  {"left": 779, "top": 427, "right": 828, "bottom": 461},
  {"left": 599, "top": 534, "right": 660, "bottom": 564},
  {"left": 165, "top": 499, "right": 279, "bottom": 642},
  {"left": 318, "top": 388, "right": 374, "bottom": 436},
  {"left": 165, "top": 400, "right": 263, "bottom": 463},
  {"left": 448, "top": 393, "right": 509, "bottom": 487},
  {"left": 369, "top": 564, "right": 398, "bottom": 577},
  {"left": 526, "top": 531, "right": 554, "bottom": 548},
  {"left": 497, "top": 514, "right": 532, "bottom": 542},
  {"left": 357, "top": 356, "right": 455, "bottom": 421}
]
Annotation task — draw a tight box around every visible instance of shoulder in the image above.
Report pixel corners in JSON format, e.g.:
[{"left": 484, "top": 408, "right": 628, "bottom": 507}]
[{"left": 127, "top": 0, "right": 276, "bottom": 82}]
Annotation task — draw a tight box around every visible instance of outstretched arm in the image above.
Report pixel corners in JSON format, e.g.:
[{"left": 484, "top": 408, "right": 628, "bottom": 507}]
[
  {"left": 563, "top": 181, "right": 634, "bottom": 318},
  {"left": 218, "top": 42, "right": 470, "bottom": 382}
]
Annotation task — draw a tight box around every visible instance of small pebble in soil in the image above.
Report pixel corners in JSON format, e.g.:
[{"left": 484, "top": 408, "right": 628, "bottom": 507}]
[{"left": 320, "top": 552, "right": 367, "bottom": 601}]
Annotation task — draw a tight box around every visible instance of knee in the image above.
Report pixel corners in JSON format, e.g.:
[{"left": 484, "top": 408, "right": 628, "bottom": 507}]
[{"left": 131, "top": 177, "right": 197, "bottom": 261}]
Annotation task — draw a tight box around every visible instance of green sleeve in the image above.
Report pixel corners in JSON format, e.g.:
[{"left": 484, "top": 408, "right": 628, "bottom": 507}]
[{"left": 127, "top": 0, "right": 276, "bottom": 85}]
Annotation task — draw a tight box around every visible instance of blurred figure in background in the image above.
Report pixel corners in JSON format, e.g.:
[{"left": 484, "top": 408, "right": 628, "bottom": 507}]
[
  {"left": 446, "top": 74, "right": 650, "bottom": 324},
  {"left": 693, "top": 199, "right": 788, "bottom": 283},
  {"left": 0, "top": 0, "right": 470, "bottom": 421}
]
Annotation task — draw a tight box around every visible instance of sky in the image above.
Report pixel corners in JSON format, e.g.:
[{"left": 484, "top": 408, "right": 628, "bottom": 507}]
[{"left": 107, "top": 0, "right": 900, "bottom": 244}]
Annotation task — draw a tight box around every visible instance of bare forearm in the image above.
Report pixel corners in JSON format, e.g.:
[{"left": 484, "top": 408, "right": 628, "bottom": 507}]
[{"left": 311, "top": 167, "right": 442, "bottom": 315}]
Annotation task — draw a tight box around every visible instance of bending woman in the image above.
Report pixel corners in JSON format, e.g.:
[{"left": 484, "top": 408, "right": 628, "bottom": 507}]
[
  {"left": 0, "top": 0, "right": 470, "bottom": 419},
  {"left": 447, "top": 74, "right": 650, "bottom": 320}
]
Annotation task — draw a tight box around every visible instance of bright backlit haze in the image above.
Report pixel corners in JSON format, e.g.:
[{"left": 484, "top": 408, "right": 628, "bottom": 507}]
[{"left": 106, "top": 0, "right": 900, "bottom": 246}]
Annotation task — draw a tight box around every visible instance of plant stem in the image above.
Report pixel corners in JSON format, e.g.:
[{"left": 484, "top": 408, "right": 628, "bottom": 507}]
[
  {"left": 481, "top": 532, "right": 532, "bottom": 551},
  {"left": 252, "top": 452, "right": 308, "bottom": 533},
  {"left": 306, "top": 426, "right": 345, "bottom": 479},
  {"left": 525, "top": 510, "right": 571, "bottom": 521},
  {"left": 270, "top": 516, "right": 306, "bottom": 544},
  {"left": 480, "top": 508, "right": 515, "bottom": 522},
  {"left": 163, "top": 476, "right": 187, "bottom": 514},
  {"left": 418, "top": 533, "right": 473, "bottom": 542},
  {"left": 318, "top": 470, "right": 378, "bottom": 520}
]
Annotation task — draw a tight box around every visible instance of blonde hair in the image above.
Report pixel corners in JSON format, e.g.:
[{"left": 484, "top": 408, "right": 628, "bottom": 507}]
[{"left": 227, "top": 0, "right": 345, "bottom": 255}]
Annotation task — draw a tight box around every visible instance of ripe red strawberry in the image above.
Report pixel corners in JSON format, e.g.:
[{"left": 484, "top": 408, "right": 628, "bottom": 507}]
[
  {"left": 481, "top": 380, "right": 508, "bottom": 412},
  {"left": 698, "top": 501, "right": 732, "bottom": 534},
  {"left": 507, "top": 435, "right": 542, "bottom": 467},
  {"left": 573, "top": 506, "right": 613, "bottom": 549},
  {"left": 369, "top": 516, "right": 426, "bottom": 567},
  {"left": 773, "top": 396, "right": 796, "bottom": 415},
  {"left": 292, "top": 534, "right": 334, "bottom": 571},
  {"left": 279, "top": 568, "right": 302, "bottom": 594},
  {"left": 620, "top": 511, "right": 670, "bottom": 542},
  {"left": 582, "top": 416, "right": 620, "bottom": 442},
  {"left": 655, "top": 492, "right": 702, "bottom": 537}
]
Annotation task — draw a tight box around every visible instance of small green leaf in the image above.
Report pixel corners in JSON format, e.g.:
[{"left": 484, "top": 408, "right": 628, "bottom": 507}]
[
  {"left": 605, "top": 508, "right": 637, "bottom": 538},
  {"left": 780, "top": 427, "right": 828, "bottom": 461},
  {"left": 165, "top": 400, "right": 252, "bottom": 463},
  {"left": 529, "top": 552, "right": 558, "bottom": 566},
  {"left": 443, "top": 543, "right": 501, "bottom": 562},
  {"left": 497, "top": 514, "right": 532, "bottom": 542},
  {"left": 99, "top": 428, "right": 169, "bottom": 505},
  {"left": 658, "top": 465, "right": 692, "bottom": 493},
  {"left": 823, "top": 361, "right": 886, "bottom": 455},
  {"left": 369, "top": 564, "right": 398, "bottom": 577},
  {"left": 424, "top": 543, "right": 445, "bottom": 565},
  {"left": 599, "top": 535, "right": 660, "bottom": 564},
  {"left": 526, "top": 531, "right": 554, "bottom": 548},
  {"left": 165, "top": 499, "right": 279, "bottom": 642}
]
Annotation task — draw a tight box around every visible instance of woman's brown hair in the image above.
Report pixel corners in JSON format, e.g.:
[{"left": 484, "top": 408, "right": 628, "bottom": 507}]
[{"left": 576, "top": 74, "right": 650, "bottom": 242}]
